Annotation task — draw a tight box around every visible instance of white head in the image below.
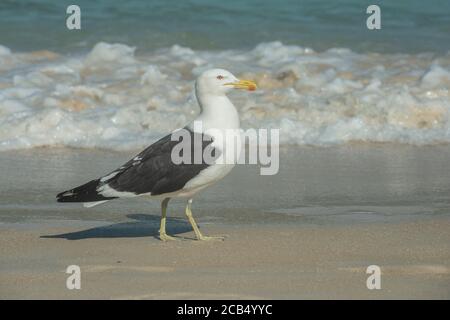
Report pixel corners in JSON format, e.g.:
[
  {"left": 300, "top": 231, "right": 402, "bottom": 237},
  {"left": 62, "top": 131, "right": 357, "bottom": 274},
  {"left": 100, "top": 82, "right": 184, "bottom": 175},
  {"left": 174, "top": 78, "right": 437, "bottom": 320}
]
[{"left": 195, "top": 68, "right": 257, "bottom": 96}]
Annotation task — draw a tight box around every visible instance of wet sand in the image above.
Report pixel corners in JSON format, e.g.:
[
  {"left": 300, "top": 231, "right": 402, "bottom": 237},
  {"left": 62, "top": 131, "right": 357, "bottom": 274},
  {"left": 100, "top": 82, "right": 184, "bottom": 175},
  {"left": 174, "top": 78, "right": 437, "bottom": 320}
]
[{"left": 1, "top": 145, "right": 450, "bottom": 299}]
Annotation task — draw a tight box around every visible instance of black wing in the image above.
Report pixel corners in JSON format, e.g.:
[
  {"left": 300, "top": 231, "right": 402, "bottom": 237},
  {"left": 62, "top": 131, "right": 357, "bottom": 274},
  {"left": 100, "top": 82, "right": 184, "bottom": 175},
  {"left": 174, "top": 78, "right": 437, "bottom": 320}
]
[{"left": 57, "top": 128, "right": 218, "bottom": 202}]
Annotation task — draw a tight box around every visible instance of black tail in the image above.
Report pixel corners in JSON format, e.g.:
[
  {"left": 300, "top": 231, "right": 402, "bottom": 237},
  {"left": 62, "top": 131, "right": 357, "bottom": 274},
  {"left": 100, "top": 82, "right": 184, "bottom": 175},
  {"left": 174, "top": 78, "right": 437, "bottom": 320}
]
[{"left": 57, "top": 179, "right": 117, "bottom": 203}]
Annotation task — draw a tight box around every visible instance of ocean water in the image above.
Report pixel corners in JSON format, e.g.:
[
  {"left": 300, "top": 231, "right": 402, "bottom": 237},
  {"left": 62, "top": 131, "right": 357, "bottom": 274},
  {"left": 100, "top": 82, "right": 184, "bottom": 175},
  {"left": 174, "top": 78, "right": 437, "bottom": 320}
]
[
  {"left": 1, "top": 0, "right": 449, "bottom": 53},
  {"left": 0, "top": 1, "right": 450, "bottom": 150}
]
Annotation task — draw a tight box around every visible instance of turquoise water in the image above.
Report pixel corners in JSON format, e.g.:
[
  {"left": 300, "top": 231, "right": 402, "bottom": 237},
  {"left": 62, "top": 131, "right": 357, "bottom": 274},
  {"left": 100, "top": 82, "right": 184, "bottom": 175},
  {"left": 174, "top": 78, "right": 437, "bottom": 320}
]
[
  {"left": 0, "top": 0, "right": 449, "bottom": 53},
  {"left": 1, "top": 1, "right": 450, "bottom": 150}
]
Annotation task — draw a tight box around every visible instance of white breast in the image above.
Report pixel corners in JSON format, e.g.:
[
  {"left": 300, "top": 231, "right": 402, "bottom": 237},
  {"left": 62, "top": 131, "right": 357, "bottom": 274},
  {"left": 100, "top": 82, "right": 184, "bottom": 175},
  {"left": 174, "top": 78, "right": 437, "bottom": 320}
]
[{"left": 180, "top": 92, "right": 241, "bottom": 197}]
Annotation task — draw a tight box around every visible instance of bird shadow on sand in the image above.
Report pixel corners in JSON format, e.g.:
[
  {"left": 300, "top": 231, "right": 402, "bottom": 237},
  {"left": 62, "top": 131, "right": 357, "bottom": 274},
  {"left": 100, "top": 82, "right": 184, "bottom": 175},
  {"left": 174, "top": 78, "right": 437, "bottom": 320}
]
[{"left": 40, "top": 214, "right": 192, "bottom": 240}]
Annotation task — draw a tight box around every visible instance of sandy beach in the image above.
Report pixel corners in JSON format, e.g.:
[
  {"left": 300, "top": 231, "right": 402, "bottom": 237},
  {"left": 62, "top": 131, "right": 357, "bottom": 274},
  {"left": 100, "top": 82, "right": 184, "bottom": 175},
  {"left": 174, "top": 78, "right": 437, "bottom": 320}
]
[
  {"left": 1, "top": 219, "right": 449, "bottom": 299},
  {"left": 1, "top": 146, "right": 450, "bottom": 299}
]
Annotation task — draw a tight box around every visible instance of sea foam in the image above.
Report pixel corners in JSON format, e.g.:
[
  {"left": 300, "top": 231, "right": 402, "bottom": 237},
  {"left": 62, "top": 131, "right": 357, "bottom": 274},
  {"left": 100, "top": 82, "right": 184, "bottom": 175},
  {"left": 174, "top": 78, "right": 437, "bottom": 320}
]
[{"left": 0, "top": 42, "right": 449, "bottom": 151}]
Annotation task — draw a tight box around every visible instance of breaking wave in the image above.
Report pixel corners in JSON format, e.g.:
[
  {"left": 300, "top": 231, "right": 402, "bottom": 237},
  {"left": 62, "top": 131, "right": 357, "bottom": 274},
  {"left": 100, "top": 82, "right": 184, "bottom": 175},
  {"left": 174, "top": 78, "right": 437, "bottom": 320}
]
[{"left": 1, "top": 41, "right": 450, "bottom": 151}]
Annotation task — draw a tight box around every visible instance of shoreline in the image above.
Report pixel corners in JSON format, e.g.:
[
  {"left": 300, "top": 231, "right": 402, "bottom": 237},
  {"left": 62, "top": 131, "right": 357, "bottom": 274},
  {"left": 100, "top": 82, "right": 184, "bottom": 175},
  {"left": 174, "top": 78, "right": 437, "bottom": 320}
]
[{"left": 1, "top": 145, "right": 450, "bottom": 298}]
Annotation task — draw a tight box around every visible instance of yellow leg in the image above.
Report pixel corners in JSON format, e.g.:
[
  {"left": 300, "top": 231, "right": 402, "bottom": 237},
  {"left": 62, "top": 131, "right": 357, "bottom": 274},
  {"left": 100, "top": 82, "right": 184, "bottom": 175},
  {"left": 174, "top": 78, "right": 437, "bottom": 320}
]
[
  {"left": 185, "top": 199, "right": 225, "bottom": 241},
  {"left": 159, "top": 198, "right": 178, "bottom": 241}
]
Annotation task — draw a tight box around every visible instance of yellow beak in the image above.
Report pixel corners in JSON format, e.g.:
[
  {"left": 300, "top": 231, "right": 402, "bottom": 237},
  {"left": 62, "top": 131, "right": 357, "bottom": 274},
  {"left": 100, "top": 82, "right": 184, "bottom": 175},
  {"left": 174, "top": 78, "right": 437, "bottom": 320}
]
[{"left": 225, "top": 79, "right": 257, "bottom": 91}]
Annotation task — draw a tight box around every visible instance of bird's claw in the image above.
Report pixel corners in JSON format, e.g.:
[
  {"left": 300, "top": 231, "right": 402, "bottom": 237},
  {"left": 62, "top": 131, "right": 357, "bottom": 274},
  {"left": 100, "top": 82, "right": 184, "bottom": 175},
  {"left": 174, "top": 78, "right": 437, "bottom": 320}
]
[{"left": 159, "top": 232, "right": 179, "bottom": 241}]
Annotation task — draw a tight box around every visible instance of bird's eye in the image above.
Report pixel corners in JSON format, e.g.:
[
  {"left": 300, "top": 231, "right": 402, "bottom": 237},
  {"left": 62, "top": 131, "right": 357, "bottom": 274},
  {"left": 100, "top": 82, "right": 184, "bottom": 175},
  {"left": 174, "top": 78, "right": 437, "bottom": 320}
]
[{"left": 216, "top": 75, "right": 224, "bottom": 80}]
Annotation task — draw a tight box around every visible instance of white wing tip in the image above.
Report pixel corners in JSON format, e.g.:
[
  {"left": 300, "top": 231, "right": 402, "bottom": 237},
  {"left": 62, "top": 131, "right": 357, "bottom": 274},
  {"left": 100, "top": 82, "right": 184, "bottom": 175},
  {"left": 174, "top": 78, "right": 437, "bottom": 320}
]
[{"left": 83, "top": 200, "right": 108, "bottom": 208}]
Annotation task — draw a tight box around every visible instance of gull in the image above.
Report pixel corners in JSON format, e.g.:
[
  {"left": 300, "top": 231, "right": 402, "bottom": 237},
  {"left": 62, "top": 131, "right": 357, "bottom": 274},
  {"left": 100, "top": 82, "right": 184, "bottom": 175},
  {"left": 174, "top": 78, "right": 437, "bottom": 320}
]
[{"left": 57, "top": 69, "right": 256, "bottom": 241}]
